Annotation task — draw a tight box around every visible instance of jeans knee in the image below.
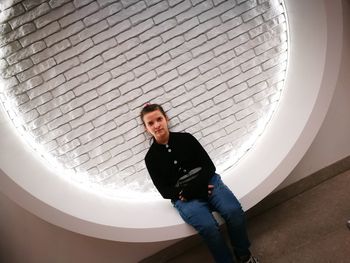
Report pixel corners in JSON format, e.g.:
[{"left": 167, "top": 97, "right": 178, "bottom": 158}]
[
  {"left": 197, "top": 221, "right": 220, "bottom": 238},
  {"left": 222, "top": 206, "right": 245, "bottom": 226}
]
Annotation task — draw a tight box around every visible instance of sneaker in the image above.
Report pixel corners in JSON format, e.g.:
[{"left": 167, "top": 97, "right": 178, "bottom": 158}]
[{"left": 241, "top": 256, "right": 260, "bottom": 263}]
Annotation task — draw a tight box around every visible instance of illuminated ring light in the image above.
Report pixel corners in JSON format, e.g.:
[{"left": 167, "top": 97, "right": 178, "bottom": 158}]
[{"left": 0, "top": 0, "right": 343, "bottom": 242}]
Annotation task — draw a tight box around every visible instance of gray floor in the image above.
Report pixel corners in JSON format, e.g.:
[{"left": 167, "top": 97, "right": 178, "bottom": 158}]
[{"left": 166, "top": 170, "right": 350, "bottom": 263}]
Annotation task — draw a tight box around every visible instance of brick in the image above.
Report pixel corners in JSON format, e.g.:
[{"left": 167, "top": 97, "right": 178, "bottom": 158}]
[
  {"left": 20, "top": 22, "right": 60, "bottom": 47},
  {"left": 35, "top": 3, "right": 75, "bottom": 29},
  {"left": 192, "top": 82, "right": 226, "bottom": 106},
  {"left": 0, "top": 0, "right": 22, "bottom": 11},
  {"left": 228, "top": 16, "right": 263, "bottom": 40},
  {"left": 142, "top": 69, "right": 177, "bottom": 93},
  {"left": 169, "top": 86, "right": 193, "bottom": 107},
  {"left": 70, "top": 105, "right": 107, "bottom": 129},
  {"left": 242, "top": 2, "right": 270, "bottom": 22},
  {"left": 7, "top": 41, "right": 46, "bottom": 65},
  {"left": 85, "top": 89, "right": 120, "bottom": 112},
  {"left": 0, "top": 23, "right": 12, "bottom": 34},
  {"left": 74, "top": 72, "right": 111, "bottom": 96},
  {"left": 164, "top": 68, "right": 199, "bottom": 91},
  {"left": 153, "top": 0, "right": 191, "bottom": 25},
  {"left": 47, "top": 104, "right": 83, "bottom": 128},
  {"left": 42, "top": 57, "right": 78, "bottom": 82},
  {"left": 199, "top": 1, "right": 236, "bottom": 23},
  {"left": 117, "top": 19, "right": 154, "bottom": 44},
  {"left": 22, "top": 0, "right": 46, "bottom": 10},
  {"left": 128, "top": 88, "right": 164, "bottom": 110},
  {"left": 17, "top": 58, "right": 55, "bottom": 82},
  {"left": 73, "top": 0, "right": 95, "bottom": 8},
  {"left": 19, "top": 92, "right": 52, "bottom": 113},
  {"left": 177, "top": 1, "right": 213, "bottom": 24},
  {"left": 83, "top": 2, "right": 122, "bottom": 27},
  {"left": 220, "top": 49, "right": 255, "bottom": 74},
  {"left": 227, "top": 65, "right": 262, "bottom": 88},
  {"left": 80, "top": 121, "right": 116, "bottom": 144},
  {"left": 97, "top": 72, "right": 134, "bottom": 95},
  {"left": 1, "top": 58, "right": 33, "bottom": 78},
  {"left": 21, "top": 109, "right": 39, "bottom": 123},
  {"left": 56, "top": 139, "right": 80, "bottom": 155},
  {"left": 131, "top": 1, "right": 168, "bottom": 26},
  {"left": 148, "top": 35, "right": 184, "bottom": 59},
  {"left": 214, "top": 33, "right": 249, "bottom": 57},
  {"left": 79, "top": 38, "right": 117, "bottom": 63},
  {"left": 207, "top": 16, "right": 242, "bottom": 40},
  {"left": 156, "top": 52, "right": 192, "bottom": 76},
  {"left": 53, "top": 74, "right": 89, "bottom": 97},
  {"left": 92, "top": 19, "right": 131, "bottom": 45},
  {"left": 28, "top": 74, "right": 65, "bottom": 100},
  {"left": 59, "top": 2, "right": 99, "bottom": 28},
  {"left": 0, "top": 76, "right": 18, "bottom": 90},
  {"left": 90, "top": 54, "right": 126, "bottom": 79},
  {"left": 125, "top": 37, "right": 162, "bottom": 61},
  {"left": 65, "top": 56, "right": 103, "bottom": 81},
  {"left": 1, "top": 23, "right": 36, "bottom": 47},
  {"left": 46, "top": 21, "right": 84, "bottom": 47},
  {"left": 162, "top": 17, "right": 199, "bottom": 42},
  {"left": 102, "top": 37, "right": 138, "bottom": 61},
  {"left": 184, "top": 67, "right": 220, "bottom": 91},
  {"left": 0, "top": 4, "right": 25, "bottom": 24},
  {"left": 170, "top": 34, "right": 206, "bottom": 58},
  {"left": 30, "top": 108, "right": 62, "bottom": 129},
  {"left": 8, "top": 3, "right": 50, "bottom": 29},
  {"left": 247, "top": 62, "right": 286, "bottom": 87},
  {"left": 49, "top": 0, "right": 70, "bottom": 9},
  {"left": 64, "top": 153, "right": 89, "bottom": 169},
  {"left": 0, "top": 58, "right": 7, "bottom": 69},
  {"left": 9, "top": 75, "right": 42, "bottom": 95},
  {"left": 119, "top": 70, "right": 156, "bottom": 95},
  {"left": 70, "top": 20, "right": 108, "bottom": 46},
  {"left": 262, "top": 2, "right": 284, "bottom": 21},
  {"left": 32, "top": 39, "right": 71, "bottom": 64},
  {"left": 134, "top": 53, "right": 171, "bottom": 77},
  {"left": 199, "top": 49, "right": 234, "bottom": 74},
  {"left": 0, "top": 41, "right": 22, "bottom": 59},
  {"left": 38, "top": 91, "right": 76, "bottom": 115},
  {"left": 145, "top": 0, "right": 163, "bottom": 7},
  {"left": 234, "top": 81, "right": 267, "bottom": 102},
  {"left": 178, "top": 51, "right": 214, "bottom": 75},
  {"left": 103, "top": 119, "right": 137, "bottom": 142},
  {"left": 93, "top": 104, "right": 129, "bottom": 127},
  {"left": 254, "top": 32, "right": 286, "bottom": 55},
  {"left": 107, "top": 1, "right": 146, "bottom": 26},
  {"left": 139, "top": 18, "right": 176, "bottom": 42},
  {"left": 214, "top": 83, "right": 248, "bottom": 104},
  {"left": 55, "top": 38, "right": 93, "bottom": 64},
  {"left": 192, "top": 34, "right": 227, "bottom": 58},
  {"left": 60, "top": 90, "right": 98, "bottom": 114}
]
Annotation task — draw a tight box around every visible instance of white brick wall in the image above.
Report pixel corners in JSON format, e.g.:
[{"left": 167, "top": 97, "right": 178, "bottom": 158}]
[{"left": 0, "top": 0, "right": 288, "bottom": 197}]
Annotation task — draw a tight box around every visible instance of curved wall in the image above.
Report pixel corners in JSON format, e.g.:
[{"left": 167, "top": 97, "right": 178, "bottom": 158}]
[{"left": 0, "top": 0, "right": 343, "bottom": 243}]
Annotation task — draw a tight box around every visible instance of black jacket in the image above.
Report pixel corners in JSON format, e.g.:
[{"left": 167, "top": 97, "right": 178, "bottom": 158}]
[{"left": 145, "top": 132, "right": 216, "bottom": 201}]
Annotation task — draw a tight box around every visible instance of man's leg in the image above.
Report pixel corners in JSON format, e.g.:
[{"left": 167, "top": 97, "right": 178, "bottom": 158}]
[
  {"left": 174, "top": 198, "right": 234, "bottom": 263},
  {"left": 208, "top": 174, "right": 252, "bottom": 261}
]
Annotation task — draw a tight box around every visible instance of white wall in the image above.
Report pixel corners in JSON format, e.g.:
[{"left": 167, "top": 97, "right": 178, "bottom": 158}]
[
  {"left": 0, "top": 1, "right": 350, "bottom": 263},
  {"left": 277, "top": 0, "right": 350, "bottom": 189}
]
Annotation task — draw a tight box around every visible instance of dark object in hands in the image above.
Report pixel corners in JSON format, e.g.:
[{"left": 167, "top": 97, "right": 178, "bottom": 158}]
[{"left": 176, "top": 167, "right": 208, "bottom": 200}]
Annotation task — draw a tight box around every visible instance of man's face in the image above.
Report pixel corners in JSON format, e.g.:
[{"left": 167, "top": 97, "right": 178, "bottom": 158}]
[{"left": 143, "top": 110, "right": 170, "bottom": 144}]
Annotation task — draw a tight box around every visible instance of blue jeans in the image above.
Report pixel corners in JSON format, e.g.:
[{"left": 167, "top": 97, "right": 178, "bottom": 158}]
[{"left": 173, "top": 174, "right": 251, "bottom": 263}]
